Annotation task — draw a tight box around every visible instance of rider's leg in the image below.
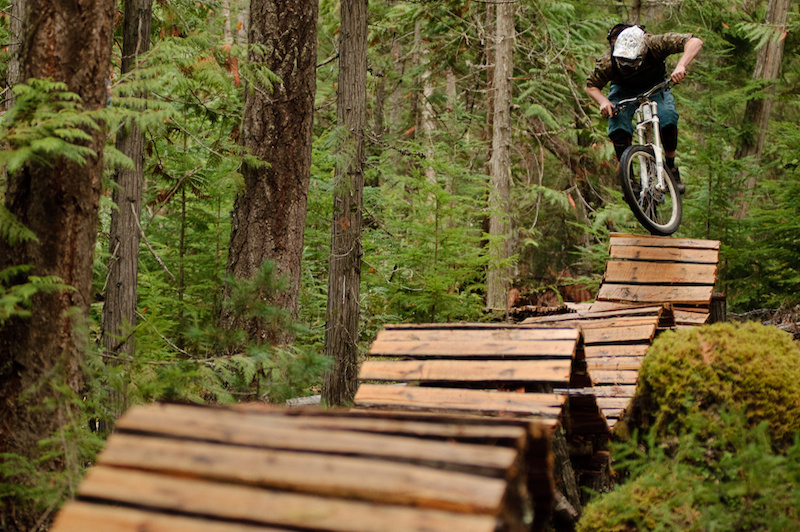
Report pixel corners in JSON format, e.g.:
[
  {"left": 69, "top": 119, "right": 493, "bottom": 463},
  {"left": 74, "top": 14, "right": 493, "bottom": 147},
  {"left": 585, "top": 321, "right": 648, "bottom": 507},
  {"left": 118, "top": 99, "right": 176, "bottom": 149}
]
[
  {"left": 609, "top": 129, "right": 632, "bottom": 161},
  {"left": 656, "top": 92, "right": 685, "bottom": 193}
]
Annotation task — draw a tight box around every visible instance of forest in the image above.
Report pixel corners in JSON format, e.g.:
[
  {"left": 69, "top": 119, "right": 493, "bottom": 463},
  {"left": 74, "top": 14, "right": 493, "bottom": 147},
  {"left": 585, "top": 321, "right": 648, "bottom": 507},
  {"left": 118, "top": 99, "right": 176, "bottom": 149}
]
[{"left": 1, "top": 0, "right": 799, "bottom": 530}]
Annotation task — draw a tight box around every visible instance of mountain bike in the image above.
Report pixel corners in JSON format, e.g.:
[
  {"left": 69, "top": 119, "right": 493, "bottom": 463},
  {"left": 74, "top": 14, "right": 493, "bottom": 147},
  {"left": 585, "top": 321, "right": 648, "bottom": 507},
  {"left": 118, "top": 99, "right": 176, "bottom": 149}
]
[{"left": 614, "top": 80, "right": 682, "bottom": 236}]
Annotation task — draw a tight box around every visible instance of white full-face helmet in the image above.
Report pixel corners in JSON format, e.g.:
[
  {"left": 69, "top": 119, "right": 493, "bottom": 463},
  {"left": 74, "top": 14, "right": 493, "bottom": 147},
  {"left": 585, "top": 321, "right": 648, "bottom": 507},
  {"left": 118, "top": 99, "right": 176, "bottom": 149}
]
[{"left": 613, "top": 26, "right": 647, "bottom": 69}]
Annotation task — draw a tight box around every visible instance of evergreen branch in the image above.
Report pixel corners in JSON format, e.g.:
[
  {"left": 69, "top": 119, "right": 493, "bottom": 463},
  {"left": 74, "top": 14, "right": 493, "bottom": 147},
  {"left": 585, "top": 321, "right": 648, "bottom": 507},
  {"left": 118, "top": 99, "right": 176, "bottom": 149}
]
[{"left": 132, "top": 202, "right": 176, "bottom": 281}]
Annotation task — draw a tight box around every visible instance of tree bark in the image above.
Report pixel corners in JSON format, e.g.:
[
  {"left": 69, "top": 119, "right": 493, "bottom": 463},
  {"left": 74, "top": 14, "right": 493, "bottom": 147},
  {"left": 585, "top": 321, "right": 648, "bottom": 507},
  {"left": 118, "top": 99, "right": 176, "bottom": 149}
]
[
  {"left": 323, "top": 0, "right": 368, "bottom": 406},
  {"left": 222, "top": 0, "right": 318, "bottom": 345},
  {"left": 735, "top": 0, "right": 790, "bottom": 219},
  {"left": 102, "top": 0, "right": 152, "bottom": 417},
  {"left": 0, "top": 0, "right": 115, "bottom": 528},
  {"left": 485, "top": 0, "right": 515, "bottom": 311}
]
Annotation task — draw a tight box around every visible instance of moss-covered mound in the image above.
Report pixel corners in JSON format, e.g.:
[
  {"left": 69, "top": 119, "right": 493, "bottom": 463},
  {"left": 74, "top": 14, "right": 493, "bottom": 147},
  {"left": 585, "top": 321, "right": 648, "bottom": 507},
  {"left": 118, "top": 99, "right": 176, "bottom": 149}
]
[{"left": 628, "top": 321, "right": 800, "bottom": 449}]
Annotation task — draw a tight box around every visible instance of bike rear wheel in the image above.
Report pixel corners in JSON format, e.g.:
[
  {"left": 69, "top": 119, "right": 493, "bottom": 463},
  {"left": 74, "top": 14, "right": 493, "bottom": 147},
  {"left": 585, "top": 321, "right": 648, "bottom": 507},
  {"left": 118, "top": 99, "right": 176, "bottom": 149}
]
[{"left": 619, "top": 145, "right": 682, "bottom": 236}]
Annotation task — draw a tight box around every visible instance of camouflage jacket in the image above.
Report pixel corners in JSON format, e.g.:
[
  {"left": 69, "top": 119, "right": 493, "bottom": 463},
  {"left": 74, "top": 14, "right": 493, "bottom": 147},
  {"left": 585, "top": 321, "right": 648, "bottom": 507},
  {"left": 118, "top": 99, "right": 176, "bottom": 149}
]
[{"left": 586, "top": 32, "right": 694, "bottom": 93}]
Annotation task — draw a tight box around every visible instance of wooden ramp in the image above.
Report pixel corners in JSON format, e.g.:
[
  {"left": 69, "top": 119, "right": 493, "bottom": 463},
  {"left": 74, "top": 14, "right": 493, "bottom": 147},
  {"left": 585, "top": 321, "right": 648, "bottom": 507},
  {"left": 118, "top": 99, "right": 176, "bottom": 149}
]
[
  {"left": 355, "top": 323, "right": 609, "bottom": 523},
  {"left": 355, "top": 323, "right": 598, "bottom": 428},
  {"left": 523, "top": 305, "right": 672, "bottom": 428},
  {"left": 590, "top": 233, "right": 720, "bottom": 327},
  {"left": 50, "top": 403, "right": 546, "bottom": 532}
]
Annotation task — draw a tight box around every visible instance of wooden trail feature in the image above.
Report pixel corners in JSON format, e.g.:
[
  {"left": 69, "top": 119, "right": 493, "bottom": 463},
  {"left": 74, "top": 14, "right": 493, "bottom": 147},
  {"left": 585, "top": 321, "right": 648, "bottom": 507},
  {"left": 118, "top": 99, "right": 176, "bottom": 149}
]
[
  {"left": 51, "top": 233, "right": 723, "bottom": 531},
  {"left": 51, "top": 403, "right": 543, "bottom": 532}
]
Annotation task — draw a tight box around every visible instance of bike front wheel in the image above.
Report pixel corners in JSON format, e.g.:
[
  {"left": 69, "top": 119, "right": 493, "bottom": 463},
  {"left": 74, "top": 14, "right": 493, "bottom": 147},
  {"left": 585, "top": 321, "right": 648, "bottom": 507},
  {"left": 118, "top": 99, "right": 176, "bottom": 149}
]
[{"left": 619, "top": 145, "right": 682, "bottom": 236}]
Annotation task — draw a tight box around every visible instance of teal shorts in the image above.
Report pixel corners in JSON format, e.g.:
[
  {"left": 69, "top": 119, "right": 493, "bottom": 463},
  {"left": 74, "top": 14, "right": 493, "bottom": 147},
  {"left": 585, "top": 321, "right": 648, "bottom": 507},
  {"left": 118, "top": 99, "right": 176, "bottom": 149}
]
[{"left": 607, "top": 83, "right": 679, "bottom": 137}]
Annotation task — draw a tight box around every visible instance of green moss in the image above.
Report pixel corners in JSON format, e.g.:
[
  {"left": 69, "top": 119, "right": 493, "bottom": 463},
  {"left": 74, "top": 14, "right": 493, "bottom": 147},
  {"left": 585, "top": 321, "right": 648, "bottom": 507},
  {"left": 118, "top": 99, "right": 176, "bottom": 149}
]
[{"left": 632, "top": 322, "right": 800, "bottom": 449}]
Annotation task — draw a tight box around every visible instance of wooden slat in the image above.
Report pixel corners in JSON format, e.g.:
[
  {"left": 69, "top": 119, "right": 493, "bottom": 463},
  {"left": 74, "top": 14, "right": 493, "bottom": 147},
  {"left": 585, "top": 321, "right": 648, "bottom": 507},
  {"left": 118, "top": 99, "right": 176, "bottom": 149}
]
[
  {"left": 354, "top": 384, "right": 564, "bottom": 421},
  {"left": 609, "top": 233, "right": 720, "bottom": 250},
  {"left": 117, "top": 404, "right": 518, "bottom": 474},
  {"left": 375, "top": 328, "right": 580, "bottom": 342},
  {"left": 75, "top": 468, "right": 498, "bottom": 532},
  {"left": 603, "top": 261, "right": 718, "bottom": 284},
  {"left": 369, "top": 339, "right": 577, "bottom": 358},
  {"left": 595, "top": 397, "right": 633, "bottom": 409},
  {"left": 581, "top": 323, "right": 657, "bottom": 344},
  {"left": 97, "top": 434, "right": 507, "bottom": 514},
  {"left": 229, "top": 406, "right": 530, "bottom": 442},
  {"left": 52, "top": 502, "right": 287, "bottom": 532},
  {"left": 609, "top": 245, "right": 720, "bottom": 264},
  {"left": 359, "top": 359, "right": 571, "bottom": 384},
  {"left": 590, "top": 370, "right": 640, "bottom": 386},
  {"left": 583, "top": 344, "right": 650, "bottom": 358},
  {"left": 596, "top": 284, "right": 714, "bottom": 305},
  {"left": 673, "top": 308, "right": 711, "bottom": 325},
  {"left": 586, "top": 357, "right": 643, "bottom": 371}
]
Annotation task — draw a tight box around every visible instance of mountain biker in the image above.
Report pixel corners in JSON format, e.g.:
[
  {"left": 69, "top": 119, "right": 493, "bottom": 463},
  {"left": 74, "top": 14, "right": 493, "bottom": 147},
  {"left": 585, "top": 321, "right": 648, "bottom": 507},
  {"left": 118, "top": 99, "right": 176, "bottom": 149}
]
[{"left": 585, "top": 24, "right": 703, "bottom": 193}]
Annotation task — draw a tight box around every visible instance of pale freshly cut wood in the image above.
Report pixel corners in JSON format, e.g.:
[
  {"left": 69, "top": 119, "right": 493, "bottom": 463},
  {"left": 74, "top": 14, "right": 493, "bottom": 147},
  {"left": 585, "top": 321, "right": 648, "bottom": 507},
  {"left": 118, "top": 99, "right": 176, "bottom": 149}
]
[
  {"left": 603, "top": 261, "right": 718, "bottom": 284},
  {"left": 609, "top": 246, "right": 720, "bottom": 264},
  {"left": 375, "top": 327, "right": 580, "bottom": 342},
  {"left": 76, "top": 468, "right": 499, "bottom": 532},
  {"left": 574, "top": 316, "right": 659, "bottom": 329},
  {"left": 228, "top": 404, "right": 530, "bottom": 442},
  {"left": 355, "top": 384, "right": 564, "bottom": 421},
  {"left": 51, "top": 502, "right": 288, "bottom": 532},
  {"left": 359, "top": 359, "right": 572, "bottom": 384},
  {"left": 369, "top": 339, "right": 577, "bottom": 358},
  {"left": 595, "top": 397, "right": 633, "bottom": 409},
  {"left": 97, "top": 434, "right": 507, "bottom": 514},
  {"left": 596, "top": 284, "right": 714, "bottom": 305},
  {"left": 116, "top": 405, "right": 518, "bottom": 474},
  {"left": 585, "top": 357, "right": 643, "bottom": 371},
  {"left": 584, "top": 344, "right": 650, "bottom": 358},
  {"left": 590, "top": 370, "right": 640, "bottom": 385},
  {"left": 609, "top": 233, "right": 720, "bottom": 250},
  {"left": 672, "top": 308, "right": 711, "bottom": 325},
  {"left": 580, "top": 323, "right": 657, "bottom": 345}
]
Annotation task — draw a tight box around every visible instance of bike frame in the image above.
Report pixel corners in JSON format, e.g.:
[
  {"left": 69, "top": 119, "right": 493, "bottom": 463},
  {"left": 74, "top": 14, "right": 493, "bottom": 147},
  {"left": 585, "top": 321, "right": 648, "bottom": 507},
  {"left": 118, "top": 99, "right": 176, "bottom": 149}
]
[{"left": 632, "top": 98, "right": 667, "bottom": 197}]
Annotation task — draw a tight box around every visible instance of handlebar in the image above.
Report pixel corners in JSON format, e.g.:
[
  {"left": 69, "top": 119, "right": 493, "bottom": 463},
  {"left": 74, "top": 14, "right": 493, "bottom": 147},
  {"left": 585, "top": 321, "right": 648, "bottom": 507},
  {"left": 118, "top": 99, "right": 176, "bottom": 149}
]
[{"left": 612, "top": 80, "right": 673, "bottom": 116}]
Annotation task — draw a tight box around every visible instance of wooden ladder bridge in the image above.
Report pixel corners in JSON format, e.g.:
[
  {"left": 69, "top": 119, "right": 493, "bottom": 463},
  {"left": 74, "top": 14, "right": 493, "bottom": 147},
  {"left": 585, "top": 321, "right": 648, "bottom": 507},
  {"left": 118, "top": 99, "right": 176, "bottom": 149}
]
[{"left": 51, "top": 233, "right": 721, "bottom": 532}]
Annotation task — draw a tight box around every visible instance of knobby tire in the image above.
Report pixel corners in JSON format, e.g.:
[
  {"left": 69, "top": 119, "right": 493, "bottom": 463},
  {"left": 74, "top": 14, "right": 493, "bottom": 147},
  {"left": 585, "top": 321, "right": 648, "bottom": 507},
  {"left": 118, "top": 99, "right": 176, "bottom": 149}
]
[{"left": 619, "top": 145, "right": 682, "bottom": 236}]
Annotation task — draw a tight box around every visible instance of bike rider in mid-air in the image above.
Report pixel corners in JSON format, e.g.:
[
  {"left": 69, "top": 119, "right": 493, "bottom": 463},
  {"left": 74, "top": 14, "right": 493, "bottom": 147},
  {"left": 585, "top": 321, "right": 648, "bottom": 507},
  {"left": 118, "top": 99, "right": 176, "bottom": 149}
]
[{"left": 585, "top": 24, "right": 703, "bottom": 193}]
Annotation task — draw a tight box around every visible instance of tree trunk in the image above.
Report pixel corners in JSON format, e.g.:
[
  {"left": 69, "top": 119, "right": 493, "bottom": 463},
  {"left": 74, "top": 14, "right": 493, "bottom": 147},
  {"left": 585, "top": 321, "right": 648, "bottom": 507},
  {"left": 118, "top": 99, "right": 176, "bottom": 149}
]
[
  {"left": 222, "top": 0, "right": 318, "bottom": 345},
  {"left": 323, "top": 0, "right": 368, "bottom": 406},
  {"left": 5, "top": 0, "right": 24, "bottom": 108},
  {"left": 102, "top": 0, "right": 152, "bottom": 417},
  {"left": 735, "top": 0, "right": 790, "bottom": 218},
  {"left": 485, "top": 0, "right": 515, "bottom": 311},
  {"left": 0, "top": 0, "right": 115, "bottom": 528}
]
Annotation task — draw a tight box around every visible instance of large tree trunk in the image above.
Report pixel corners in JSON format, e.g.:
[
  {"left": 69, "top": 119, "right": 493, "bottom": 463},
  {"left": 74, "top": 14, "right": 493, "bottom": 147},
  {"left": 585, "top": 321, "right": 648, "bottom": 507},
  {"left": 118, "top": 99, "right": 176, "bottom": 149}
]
[
  {"left": 102, "top": 0, "right": 152, "bottom": 417},
  {"left": 222, "top": 0, "right": 318, "bottom": 345},
  {"left": 0, "top": 0, "right": 115, "bottom": 528},
  {"left": 485, "top": 0, "right": 515, "bottom": 311},
  {"left": 735, "top": 0, "right": 790, "bottom": 219},
  {"left": 323, "top": 0, "right": 368, "bottom": 406}
]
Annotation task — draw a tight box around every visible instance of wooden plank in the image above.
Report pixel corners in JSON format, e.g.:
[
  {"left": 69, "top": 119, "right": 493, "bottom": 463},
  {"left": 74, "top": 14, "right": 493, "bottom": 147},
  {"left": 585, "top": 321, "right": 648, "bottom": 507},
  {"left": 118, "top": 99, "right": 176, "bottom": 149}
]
[
  {"left": 359, "top": 359, "right": 571, "bottom": 384},
  {"left": 584, "top": 344, "right": 650, "bottom": 358},
  {"left": 51, "top": 502, "right": 288, "bottom": 532},
  {"left": 609, "top": 245, "right": 720, "bottom": 264},
  {"left": 374, "top": 328, "right": 580, "bottom": 343},
  {"left": 673, "top": 308, "right": 711, "bottom": 325},
  {"left": 354, "top": 384, "right": 564, "bottom": 421},
  {"left": 603, "top": 261, "right": 718, "bottom": 285},
  {"left": 227, "top": 405, "right": 530, "bottom": 442},
  {"left": 595, "top": 284, "right": 714, "bottom": 305},
  {"left": 117, "top": 405, "right": 518, "bottom": 474},
  {"left": 581, "top": 323, "right": 657, "bottom": 344},
  {"left": 97, "top": 434, "right": 507, "bottom": 514},
  {"left": 369, "top": 339, "right": 577, "bottom": 358},
  {"left": 586, "top": 357, "right": 643, "bottom": 371},
  {"left": 590, "top": 370, "right": 640, "bottom": 386},
  {"left": 609, "top": 233, "right": 720, "bottom": 250},
  {"left": 596, "top": 397, "right": 633, "bottom": 409},
  {"left": 76, "top": 468, "right": 499, "bottom": 532}
]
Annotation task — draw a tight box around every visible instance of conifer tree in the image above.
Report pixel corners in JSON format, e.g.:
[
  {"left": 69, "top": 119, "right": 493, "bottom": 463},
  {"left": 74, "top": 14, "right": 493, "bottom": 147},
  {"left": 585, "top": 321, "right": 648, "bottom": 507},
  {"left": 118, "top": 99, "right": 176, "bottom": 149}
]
[{"left": 0, "top": 0, "right": 116, "bottom": 528}]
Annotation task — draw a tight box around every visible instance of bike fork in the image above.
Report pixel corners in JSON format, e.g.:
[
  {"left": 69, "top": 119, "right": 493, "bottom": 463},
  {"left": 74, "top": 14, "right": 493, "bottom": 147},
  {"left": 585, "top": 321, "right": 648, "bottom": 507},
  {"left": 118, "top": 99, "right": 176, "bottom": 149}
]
[{"left": 634, "top": 101, "right": 667, "bottom": 195}]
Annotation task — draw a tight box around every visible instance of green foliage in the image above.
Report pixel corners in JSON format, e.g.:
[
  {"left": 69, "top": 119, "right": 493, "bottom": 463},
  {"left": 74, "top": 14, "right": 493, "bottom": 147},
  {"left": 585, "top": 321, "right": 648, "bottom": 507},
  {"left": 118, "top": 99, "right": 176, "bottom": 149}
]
[
  {"left": 630, "top": 322, "right": 800, "bottom": 450},
  {"left": 578, "top": 415, "right": 800, "bottom": 532}
]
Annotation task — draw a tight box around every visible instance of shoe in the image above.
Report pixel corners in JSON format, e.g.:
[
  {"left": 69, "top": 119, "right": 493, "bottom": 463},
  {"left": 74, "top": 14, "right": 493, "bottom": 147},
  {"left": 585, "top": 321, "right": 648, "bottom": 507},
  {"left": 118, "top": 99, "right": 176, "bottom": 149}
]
[{"left": 669, "top": 166, "right": 685, "bottom": 194}]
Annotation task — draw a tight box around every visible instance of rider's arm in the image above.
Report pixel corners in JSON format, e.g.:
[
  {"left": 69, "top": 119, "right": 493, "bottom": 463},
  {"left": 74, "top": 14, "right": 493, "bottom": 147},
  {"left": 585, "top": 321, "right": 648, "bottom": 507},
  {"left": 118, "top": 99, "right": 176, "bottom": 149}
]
[
  {"left": 585, "top": 85, "right": 614, "bottom": 117},
  {"left": 670, "top": 37, "right": 703, "bottom": 83}
]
